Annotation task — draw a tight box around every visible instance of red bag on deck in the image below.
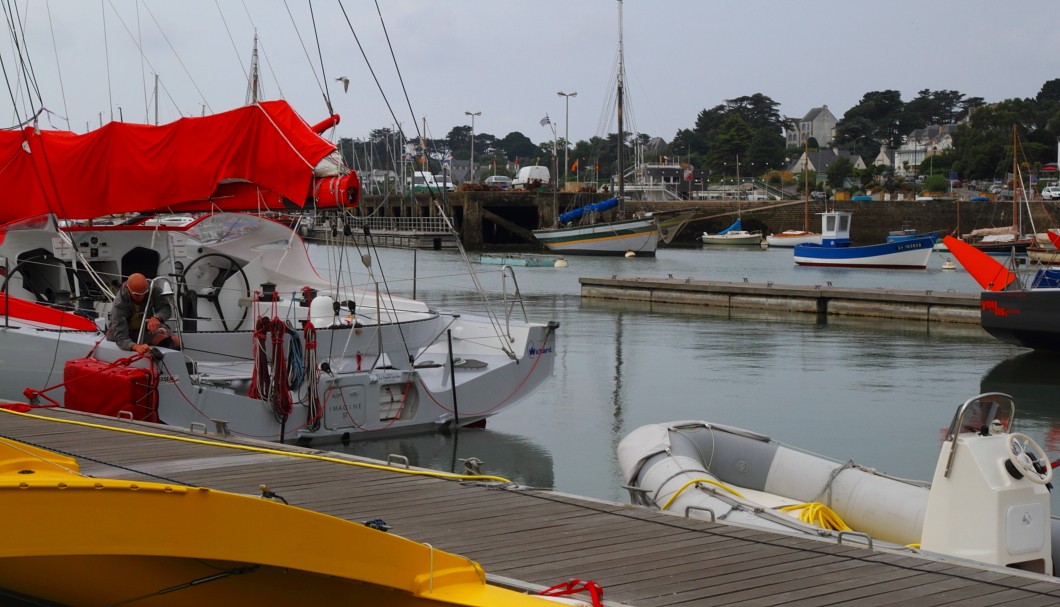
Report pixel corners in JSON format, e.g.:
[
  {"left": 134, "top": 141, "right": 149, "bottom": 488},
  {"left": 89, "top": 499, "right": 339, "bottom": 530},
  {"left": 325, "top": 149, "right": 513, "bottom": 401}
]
[{"left": 62, "top": 358, "right": 158, "bottom": 423}]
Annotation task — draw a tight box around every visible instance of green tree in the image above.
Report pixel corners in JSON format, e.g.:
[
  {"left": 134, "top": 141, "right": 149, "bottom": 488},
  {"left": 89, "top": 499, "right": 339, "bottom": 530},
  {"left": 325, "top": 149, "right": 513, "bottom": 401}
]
[
  {"left": 746, "top": 127, "right": 786, "bottom": 174},
  {"left": 498, "top": 131, "right": 537, "bottom": 162},
  {"left": 825, "top": 156, "right": 853, "bottom": 189},
  {"left": 836, "top": 90, "right": 906, "bottom": 148},
  {"left": 923, "top": 174, "right": 950, "bottom": 192},
  {"left": 706, "top": 114, "right": 753, "bottom": 176}
]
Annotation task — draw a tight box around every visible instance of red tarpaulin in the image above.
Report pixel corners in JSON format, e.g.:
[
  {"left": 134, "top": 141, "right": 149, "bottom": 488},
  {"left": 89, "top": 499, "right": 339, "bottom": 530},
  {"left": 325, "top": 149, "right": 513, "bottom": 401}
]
[{"left": 0, "top": 100, "right": 359, "bottom": 224}]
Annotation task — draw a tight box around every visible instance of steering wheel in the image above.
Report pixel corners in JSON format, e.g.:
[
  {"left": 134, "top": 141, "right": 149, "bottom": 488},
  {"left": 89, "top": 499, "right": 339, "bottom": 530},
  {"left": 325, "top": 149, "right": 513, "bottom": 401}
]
[
  {"left": 1, "top": 261, "right": 49, "bottom": 303},
  {"left": 1007, "top": 432, "right": 1053, "bottom": 485},
  {"left": 180, "top": 253, "right": 251, "bottom": 331}
]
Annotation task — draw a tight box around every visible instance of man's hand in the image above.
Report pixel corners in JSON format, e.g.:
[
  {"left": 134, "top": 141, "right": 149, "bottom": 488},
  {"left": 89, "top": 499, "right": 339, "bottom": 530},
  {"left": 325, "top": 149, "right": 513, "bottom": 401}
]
[
  {"left": 147, "top": 316, "right": 161, "bottom": 332},
  {"left": 132, "top": 344, "right": 151, "bottom": 355}
]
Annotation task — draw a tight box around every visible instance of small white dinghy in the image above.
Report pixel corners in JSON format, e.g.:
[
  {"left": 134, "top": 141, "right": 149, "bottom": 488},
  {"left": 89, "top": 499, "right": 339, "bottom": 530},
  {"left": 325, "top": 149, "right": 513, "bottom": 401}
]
[{"left": 618, "top": 393, "right": 1058, "bottom": 576}]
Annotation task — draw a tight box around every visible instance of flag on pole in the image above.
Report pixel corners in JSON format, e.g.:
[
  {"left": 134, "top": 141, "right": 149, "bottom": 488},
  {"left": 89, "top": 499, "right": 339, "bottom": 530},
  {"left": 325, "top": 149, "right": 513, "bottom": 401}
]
[
  {"left": 515, "top": 156, "right": 520, "bottom": 169},
  {"left": 539, "top": 115, "right": 551, "bottom": 127},
  {"left": 683, "top": 168, "right": 693, "bottom": 181},
  {"left": 571, "top": 159, "right": 579, "bottom": 171}
]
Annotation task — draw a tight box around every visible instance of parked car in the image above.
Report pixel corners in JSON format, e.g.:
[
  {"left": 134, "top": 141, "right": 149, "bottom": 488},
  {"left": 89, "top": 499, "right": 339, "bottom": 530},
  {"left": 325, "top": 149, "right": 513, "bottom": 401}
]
[
  {"left": 484, "top": 175, "right": 512, "bottom": 190},
  {"left": 1041, "top": 185, "right": 1060, "bottom": 200},
  {"left": 810, "top": 191, "right": 827, "bottom": 201}
]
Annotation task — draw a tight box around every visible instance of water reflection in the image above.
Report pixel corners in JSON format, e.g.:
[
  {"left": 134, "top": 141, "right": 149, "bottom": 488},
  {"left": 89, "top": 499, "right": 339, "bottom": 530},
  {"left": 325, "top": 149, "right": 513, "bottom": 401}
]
[
  {"left": 333, "top": 427, "right": 555, "bottom": 489},
  {"left": 981, "top": 351, "right": 1060, "bottom": 453}
]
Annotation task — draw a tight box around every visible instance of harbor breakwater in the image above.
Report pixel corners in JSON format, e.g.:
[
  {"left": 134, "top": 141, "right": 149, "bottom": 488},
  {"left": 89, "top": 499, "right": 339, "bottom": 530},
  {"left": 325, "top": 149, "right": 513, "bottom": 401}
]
[{"left": 351, "top": 192, "right": 1055, "bottom": 249}]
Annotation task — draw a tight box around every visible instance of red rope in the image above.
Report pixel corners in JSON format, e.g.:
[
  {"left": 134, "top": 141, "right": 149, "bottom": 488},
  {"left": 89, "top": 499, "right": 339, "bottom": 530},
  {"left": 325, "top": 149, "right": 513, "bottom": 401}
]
[
  {"left": 247, "top": 315, "right": 271, "bottom": 400},
  {"left": 270, "top": 315, "right": 292, "bottom": 418},
  {"left": 304, "top": 320, "right": 322, "bottom": 430},
  {"left": 539, "top": 579, "right": 603, "bottom": 607}
]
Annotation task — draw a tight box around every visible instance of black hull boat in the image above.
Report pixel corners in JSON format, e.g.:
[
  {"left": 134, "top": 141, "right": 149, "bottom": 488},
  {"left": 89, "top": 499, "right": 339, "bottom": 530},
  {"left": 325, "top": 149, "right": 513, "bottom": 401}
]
[
  {"left": 947, "top": 233, "right": 1060, "bottom": 352},
  {"left": 982, "top": 288, "right": 1060, "bottom": 351}
]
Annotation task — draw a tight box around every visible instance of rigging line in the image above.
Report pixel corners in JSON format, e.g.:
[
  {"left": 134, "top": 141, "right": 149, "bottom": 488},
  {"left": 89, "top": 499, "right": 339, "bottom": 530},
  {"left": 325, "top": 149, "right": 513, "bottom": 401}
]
[
  {"left": 213, "top": 0, "right": 249, "bottom": 85},
  {"left": 334, "top": 1, "right": 403, "bottom": 133},
  {"left": 307, "top": 0, "right": 334, "bottom": 116},
  {"left": 137, "top": 1, "right": 211, "bottom": 116},
  {"left": 101, "top": 1, "right": 182, "bottom": 119},
  {"left": 280, "top": 0, "right": 326, "bottom": 110},
  {"left": 3, "top": 0, "right": 40, "bottom": 121},
  {"left": 42, "top": 2, "right": 68, "bottom": 127}
]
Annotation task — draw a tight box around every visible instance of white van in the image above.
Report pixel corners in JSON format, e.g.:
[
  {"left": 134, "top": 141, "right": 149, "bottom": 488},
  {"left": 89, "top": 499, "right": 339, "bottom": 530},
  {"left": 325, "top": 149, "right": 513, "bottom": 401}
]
[
  {"left": 512, "top": 166, "right": 550, "bottom": 190},
  {"left": 406, "top": 171, "right": 438, "bottom": 192}
]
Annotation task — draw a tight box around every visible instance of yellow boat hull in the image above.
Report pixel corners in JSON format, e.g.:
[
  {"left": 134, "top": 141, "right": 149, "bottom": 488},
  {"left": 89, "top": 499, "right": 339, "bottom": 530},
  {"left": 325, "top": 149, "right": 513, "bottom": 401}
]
[{"left": 0, "top": 439, "right": 561, "bottom": 606}]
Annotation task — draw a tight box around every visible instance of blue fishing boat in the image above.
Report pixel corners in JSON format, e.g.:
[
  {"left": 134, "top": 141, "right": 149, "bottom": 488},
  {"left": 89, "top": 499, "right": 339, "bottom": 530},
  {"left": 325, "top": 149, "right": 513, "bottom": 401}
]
[{"left": 793, "top": 211, "right": 934, "bottom": 269}]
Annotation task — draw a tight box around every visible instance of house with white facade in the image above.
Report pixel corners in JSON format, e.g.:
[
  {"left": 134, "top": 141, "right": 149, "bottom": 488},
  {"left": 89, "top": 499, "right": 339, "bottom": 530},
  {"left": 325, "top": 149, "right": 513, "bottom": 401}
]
[
  {"left": 785, "top": 105, "right": 838, "bottom": 148},
  {"left": 787, "top": 148, "right": 866, "bottom": 174},
  {"left": 893, "top": 124, "right": 957, "bottom": 177}
]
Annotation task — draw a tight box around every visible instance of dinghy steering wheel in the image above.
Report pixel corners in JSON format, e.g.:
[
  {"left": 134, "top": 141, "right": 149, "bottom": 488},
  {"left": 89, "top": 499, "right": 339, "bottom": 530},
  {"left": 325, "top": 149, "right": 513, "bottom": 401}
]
[
  {"left": 1007, "top": 433, "right": 1053, "bottom": 485},
  {"left": 181, "top": 253, "right": 251, "bottom": 331}
]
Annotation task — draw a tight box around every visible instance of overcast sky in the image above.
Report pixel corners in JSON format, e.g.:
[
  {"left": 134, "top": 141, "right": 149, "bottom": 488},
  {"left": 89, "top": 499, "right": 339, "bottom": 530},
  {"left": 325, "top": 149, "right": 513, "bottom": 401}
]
[{"left": 6, "top": 1, "right": 1060, "bottom": 148}]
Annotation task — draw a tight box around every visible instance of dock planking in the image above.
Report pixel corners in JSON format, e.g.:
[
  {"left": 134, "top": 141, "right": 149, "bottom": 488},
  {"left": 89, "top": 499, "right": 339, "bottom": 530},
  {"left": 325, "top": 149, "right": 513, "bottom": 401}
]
[{"left": 2, "top": 407, "right": 1060, "bottom": 606}]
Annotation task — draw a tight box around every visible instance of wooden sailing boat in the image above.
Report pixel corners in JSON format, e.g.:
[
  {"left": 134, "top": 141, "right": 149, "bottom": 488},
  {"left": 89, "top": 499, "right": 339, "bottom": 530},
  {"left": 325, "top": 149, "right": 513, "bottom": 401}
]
[
  {"left": 766, "top": 140, "right": 822, "bottom": 247},
  {"left": 968, "top": 126, "right": 1037, "bottom": 255},
  {"left": 531, "top": 0, "right": 658, "bottom": 256}
]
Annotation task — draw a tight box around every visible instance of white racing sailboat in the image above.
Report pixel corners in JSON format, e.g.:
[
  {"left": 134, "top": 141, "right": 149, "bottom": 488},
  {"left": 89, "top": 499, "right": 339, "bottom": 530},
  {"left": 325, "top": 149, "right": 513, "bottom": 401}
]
[{"left": 0, "top": 87, "right": 557, "bottom": 443}]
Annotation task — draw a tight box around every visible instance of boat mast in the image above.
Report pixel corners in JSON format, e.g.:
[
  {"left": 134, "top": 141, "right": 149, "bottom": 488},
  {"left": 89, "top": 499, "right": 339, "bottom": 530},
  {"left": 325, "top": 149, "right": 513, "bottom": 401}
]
[
  {"left": 245, "top": 33, "right": 261, "bottom": 105},
  {"left": 616, "top": 0, "right": 625, "bottom": 210},
  {"left": 803, "top": 139, "right": 809, "bottom": 231},
  {"left": 1012, "top": 124, "right": 1019, "bottom": 236}
]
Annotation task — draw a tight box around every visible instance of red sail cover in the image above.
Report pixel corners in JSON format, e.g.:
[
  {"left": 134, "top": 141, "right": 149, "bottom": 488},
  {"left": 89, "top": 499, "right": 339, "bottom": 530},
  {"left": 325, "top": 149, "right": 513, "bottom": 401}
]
[
  {"left": 943, "top": 235, "right": 1016, "bottom": 292},
  {"left": 0, "top": 100, "right": 358, "bottom": 224}
]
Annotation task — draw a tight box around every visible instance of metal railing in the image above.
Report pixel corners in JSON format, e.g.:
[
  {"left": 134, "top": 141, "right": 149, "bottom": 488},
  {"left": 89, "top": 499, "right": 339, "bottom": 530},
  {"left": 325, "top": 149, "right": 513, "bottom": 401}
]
[{"left": 338, "top": 216, "right": 454, "bottom": 234}]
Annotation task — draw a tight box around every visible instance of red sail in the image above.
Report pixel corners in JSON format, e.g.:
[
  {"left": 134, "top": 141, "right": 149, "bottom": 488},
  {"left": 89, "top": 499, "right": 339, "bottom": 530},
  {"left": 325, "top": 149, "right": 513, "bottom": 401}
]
[
  {"left": 943, "top": 235, "right": 1016, "bottom": 292},
  {"left": 1049, "top": 230, "right": 1060, "bottom": 249},
  {"left": 0, "top": 101, "right": 358, "bottom": 224}
]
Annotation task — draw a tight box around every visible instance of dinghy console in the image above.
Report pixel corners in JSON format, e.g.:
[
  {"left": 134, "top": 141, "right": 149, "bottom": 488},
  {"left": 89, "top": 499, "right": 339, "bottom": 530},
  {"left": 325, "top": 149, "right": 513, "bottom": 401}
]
[{"left": 921, "top": 392, "right": 1054, "bottom": 575}]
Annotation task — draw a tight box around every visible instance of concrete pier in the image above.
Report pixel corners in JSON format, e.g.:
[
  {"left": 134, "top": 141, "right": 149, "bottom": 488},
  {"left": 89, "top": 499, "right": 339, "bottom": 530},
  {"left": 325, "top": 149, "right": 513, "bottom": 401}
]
[{"left": 580, "top": 276, "right": 981, "bottom": 324}]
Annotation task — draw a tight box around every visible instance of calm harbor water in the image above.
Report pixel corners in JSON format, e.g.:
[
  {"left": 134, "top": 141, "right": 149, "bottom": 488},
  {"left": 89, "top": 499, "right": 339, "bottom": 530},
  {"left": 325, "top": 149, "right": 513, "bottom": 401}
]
[{"left": 310, "top": 243, "right": 1060, "bottom": 513}]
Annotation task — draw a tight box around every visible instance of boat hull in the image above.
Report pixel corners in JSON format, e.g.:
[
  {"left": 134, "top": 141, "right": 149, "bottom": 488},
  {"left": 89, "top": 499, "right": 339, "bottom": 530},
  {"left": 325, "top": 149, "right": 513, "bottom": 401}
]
[
  {"left": 701, "top": 232, "right": 762, "bottom": 246},
  {"left": 617, "top": 421, "right": 929, "bottom": 545},
  {"left": 765, "top": 231, "right": 822, "bottom": 247},
  {"left": 532, "top": 217, "right": 658, "bottom": 256},
  {"left": 982, "top": 289, "right": 1060, "bottom": 351},
  {"left": 0, "top": 439, "right": 558, "bottom": 606},
  {"left": 793, "top": 236, "right": 934, "bottom": 269}
]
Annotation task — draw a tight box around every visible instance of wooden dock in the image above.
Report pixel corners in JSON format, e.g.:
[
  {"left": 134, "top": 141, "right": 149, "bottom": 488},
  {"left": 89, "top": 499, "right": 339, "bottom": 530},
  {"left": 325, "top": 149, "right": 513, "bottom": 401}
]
[
  {"left": 581, "top": 277, "right": 981, "bottom": 325},
  {"left": 3, "top": 407, "right": 1059, "bottom": 606}
]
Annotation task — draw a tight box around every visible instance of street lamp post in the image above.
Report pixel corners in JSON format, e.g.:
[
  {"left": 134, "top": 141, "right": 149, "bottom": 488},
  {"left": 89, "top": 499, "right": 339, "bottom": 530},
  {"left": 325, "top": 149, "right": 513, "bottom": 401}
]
[
  {"left": 465, "top": 111, "right": 481, "bottom": 184},
  {"left": 557, "top": 91, "right": 577, "bottom": 186}
]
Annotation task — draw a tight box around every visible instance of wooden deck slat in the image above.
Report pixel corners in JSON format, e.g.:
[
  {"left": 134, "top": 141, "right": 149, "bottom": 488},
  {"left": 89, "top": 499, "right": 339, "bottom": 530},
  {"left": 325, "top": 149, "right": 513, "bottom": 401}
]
[{"left": 4, "top": 408, "right": 1060, "bottom": 607}]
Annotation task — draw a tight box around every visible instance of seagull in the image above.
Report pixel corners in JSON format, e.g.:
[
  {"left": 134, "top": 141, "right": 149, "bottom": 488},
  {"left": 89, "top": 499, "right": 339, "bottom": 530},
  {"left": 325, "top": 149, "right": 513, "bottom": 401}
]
[{"left": 335, "top": 76, "right": 350, "bottom": 93}]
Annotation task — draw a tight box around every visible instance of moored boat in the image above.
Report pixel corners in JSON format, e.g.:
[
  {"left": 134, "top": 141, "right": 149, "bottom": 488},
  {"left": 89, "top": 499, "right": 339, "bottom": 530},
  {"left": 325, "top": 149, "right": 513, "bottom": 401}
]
[
  {"left": 700, "top": 218, "right": 762, "bottom": 246},
  {"left": 765, "top": 229, "right": 822, "bottom": 248},
  {"left": 618, "top": 393, "right": 1058, "bottom": 576},
  {"left": 478, "top": 253, "right": 568, "bottom": 268},
  {"left": 793, "top": 211, "right": 934, "bottom": 269},
  {"left": 0, "top": 435, "right": 578, "bottom": 605},
  {"left": 533, "top": 198, "right": 657, "bottom": 256},
  {"left": 946, "top": 233, "right": 1060, "bottom": 351},
  {"left": 766, "top": 141, "right": 821, "bottom": 248},
  {"left": 0, "top": 103, "right": 558, "bottom": 443}
]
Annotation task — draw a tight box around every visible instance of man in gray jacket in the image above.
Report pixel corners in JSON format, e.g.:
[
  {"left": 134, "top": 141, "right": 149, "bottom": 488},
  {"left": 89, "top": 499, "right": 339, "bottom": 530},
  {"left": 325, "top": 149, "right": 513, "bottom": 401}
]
[{"left": 107, "top": 273, "right": 181, "bottom": 354}]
